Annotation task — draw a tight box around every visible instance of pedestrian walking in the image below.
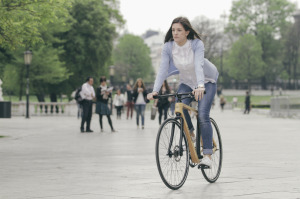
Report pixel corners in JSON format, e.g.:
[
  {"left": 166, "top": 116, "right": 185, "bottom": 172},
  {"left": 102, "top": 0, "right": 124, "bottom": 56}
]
[
  {"left": 244, "top": 91, "right": 251, "bottom": 114},
  {"left": 133, "top": 78, "right": 148, "bottom": 129},
  {"left": 155, "top": 80, "right": 171, "bottom": 125},
  {"left": 113, "top": 89, "right": 125, "bottom": 119},
  {"left": 80, "top": 77, "right": 95, "bottom": 133},
  {"left": 232, "top": 97, "right": 238, "bottom": 107},
  {"left": 220, "top": 95, "right": 226, "bottom": 111},
  {"left": 124, "top": 84, "right": 134, "bottom": 119},
  {"left": 95, "top": 76, "right": 116, "bottom": 132},
  {"left": 147, "top": 17, "right": 219, "bottom": 168}
]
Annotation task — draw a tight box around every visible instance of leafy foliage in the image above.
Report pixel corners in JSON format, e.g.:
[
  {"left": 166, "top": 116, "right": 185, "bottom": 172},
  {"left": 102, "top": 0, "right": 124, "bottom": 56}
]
[
  {"left": 61, "top": 0, "right": 124, "bottom": 89},
  {"left": 225, "top": 34, "right": 264, "bottom": 89},
  {"left": 113, "top": 34, "right": 154, "bottom": 83},
  {"left": 0, "top": 0, "right": 71, "bottom": 49},
  {"left": 226, "top": 0, "right": 296, "bottom": 88},
  {"left": 2, "top": 45, "right": 71, "bottom": 97}
]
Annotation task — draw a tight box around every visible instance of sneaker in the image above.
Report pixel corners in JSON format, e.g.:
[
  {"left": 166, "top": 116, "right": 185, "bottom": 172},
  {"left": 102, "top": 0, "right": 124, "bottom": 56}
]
[
  {"left": 199, "top": 156, "right": 212, "bottom": 168},
  {"left": 111, "top": 129, "right": 117, "bottom": 133},
  {"left": 86, "top": 129, "right": 93, "bottom": 133}
]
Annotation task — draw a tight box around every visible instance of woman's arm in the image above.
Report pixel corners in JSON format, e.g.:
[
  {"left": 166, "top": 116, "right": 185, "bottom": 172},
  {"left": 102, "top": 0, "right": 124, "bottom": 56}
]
[
  {"left": 152, "top": 43, "right": 171, "bottom": 93},
  {"left": 193, "top": 39, "right": 205, "bottom": 86}
]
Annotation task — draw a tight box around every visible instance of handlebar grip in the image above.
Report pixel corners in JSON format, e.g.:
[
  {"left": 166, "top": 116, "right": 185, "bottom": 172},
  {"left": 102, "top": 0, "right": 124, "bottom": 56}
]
[{"left": 153, "top": 95, "right": 158, "bottom": 99}]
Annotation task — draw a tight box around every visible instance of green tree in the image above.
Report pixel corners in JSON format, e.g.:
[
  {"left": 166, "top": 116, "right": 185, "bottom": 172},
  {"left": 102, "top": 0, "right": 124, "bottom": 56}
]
[
  {"left": 282, "top": 16, "right": 300, "bottom": 89},
  {"left": 227, "top": 0, "right": 296, "bottom": 89},
  {"left": 2, "top": 45, "right": 71, "bottom": 101},
  {"left": 112, "top": 34, "right": 153, "bottom": 83},
  {"left": 61, "top": 0, "right": 124, "bottom": 91},
  {"left": 2, "top": 17, "right": 72, "bottom": 101},
  {"left": 225, "top": 34, "right": 264, "bottom": 90},
  {"left": 0, "top": 47, "right": 13, "bottom": 80},
  {"left": 0, "top": 0, "right": 71, "bottom": 49}
]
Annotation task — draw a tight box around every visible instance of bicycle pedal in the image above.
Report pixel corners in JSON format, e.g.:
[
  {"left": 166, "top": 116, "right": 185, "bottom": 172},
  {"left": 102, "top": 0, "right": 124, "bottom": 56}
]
[{"left": 198, "top": 164, "right": 210, "bottom": 169}]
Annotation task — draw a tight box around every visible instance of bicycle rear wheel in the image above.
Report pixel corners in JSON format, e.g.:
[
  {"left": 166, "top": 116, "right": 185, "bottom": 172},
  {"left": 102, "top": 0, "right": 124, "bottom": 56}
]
[
  {"left": 201, "top": 118, "right": 223, "bottom": 183},
  {"left": 155, "top": 118, "right": 189, "bottom": 190}
]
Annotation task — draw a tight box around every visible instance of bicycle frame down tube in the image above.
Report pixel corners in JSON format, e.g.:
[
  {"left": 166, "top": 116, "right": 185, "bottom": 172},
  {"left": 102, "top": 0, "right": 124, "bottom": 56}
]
[
  {"left": 196, "top": 118, "right": 203, "bottom": 159},
  {"left": 175, "top": 102, "right": 200, "bottom": 164}
]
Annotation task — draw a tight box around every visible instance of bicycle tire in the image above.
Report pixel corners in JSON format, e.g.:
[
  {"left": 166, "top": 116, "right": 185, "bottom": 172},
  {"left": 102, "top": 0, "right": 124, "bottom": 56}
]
[
  {"left": 201, "top": 118, "right": 223, "bottom": 183},
  {"left": 155, "top": 118, "right": 190, "bottom": 190}
]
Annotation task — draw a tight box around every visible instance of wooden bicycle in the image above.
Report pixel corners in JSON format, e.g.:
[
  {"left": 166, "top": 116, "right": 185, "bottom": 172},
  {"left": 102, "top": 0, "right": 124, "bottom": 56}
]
[{"left": 154, "top": 92, "right": 222, "bottom": 190}]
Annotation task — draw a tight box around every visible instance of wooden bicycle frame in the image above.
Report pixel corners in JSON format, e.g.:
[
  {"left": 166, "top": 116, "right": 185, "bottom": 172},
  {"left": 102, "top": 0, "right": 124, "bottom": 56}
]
[
  {"left": 174, "top": 102, "right": 218, "bottom": 164},
  {"left": 174, "top": 102, "right": 200, "bottom": 163}
]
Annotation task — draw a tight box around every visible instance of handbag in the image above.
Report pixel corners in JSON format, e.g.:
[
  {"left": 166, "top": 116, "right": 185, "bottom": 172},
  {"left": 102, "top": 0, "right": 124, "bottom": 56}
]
[{"left": 151, "top": 106, "right": 157, "bottom": 120}]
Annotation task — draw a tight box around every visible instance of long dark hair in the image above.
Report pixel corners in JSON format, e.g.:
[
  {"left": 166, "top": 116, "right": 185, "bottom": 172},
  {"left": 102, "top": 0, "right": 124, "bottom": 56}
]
[
  {"left": 164, "top": 17, "right": 201, "bottom": 43},
  {"left": 133, "top": 78, "right": 146, "bottom": 91},
  {"left": 160, "top": 80, "right": 170, "bottom": 93},
  {"left": 100, "top": 76, "right": 106, "bottom": 83}
]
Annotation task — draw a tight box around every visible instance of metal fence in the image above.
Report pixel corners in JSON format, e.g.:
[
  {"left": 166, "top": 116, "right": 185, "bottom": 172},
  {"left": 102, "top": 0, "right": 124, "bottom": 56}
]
[{"left": 270, "top": 96, "right": 300, "bottom": 118}]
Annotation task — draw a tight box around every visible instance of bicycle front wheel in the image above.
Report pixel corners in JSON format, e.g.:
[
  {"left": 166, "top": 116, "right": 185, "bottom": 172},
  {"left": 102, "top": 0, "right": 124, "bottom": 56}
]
[
  {"left": 155, "top": 118, "right": 189, "bottom": 190},
  {"left": 201, "top": 118, "right": 223, "bottom": 183}
]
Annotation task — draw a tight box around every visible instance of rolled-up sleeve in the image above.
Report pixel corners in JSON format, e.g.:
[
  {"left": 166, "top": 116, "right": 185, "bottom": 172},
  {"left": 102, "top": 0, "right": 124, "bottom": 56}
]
[
  {"left": 153, "top": 43, "right": 170, "bottom": 92},
  {"left": 194, "top": 40, "right": 205, "bottom": 86}
]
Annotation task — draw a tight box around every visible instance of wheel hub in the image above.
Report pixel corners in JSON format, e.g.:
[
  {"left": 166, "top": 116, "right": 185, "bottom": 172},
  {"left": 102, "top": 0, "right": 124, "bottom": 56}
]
[{"left": 173, "top": 145, "right": 181, "bottom": 162}]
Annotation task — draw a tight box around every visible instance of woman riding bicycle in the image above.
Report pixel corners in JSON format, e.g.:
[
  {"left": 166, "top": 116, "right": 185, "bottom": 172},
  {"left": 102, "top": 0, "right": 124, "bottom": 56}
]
[{"left": 147, "top": 16, "right": 219, "bottom": 168}]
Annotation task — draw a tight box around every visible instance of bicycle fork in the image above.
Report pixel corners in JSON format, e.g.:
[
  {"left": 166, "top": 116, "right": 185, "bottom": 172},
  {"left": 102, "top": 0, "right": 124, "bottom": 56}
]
[{"left": 167, "top": 116, "right": 184, "bottom": 158}]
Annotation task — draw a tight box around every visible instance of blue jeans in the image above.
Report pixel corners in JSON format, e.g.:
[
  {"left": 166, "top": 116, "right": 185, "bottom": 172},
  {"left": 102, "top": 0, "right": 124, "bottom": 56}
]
[
  {"left": 177, "top": 83, "right": 216, "bottom": 155},
  {"left": 135, "top": 104, "right": 146, "bottom": 126}
]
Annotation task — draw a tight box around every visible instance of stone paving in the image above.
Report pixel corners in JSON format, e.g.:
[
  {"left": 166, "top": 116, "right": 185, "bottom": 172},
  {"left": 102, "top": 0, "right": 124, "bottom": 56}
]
[{"left": 0, "top": 106, "right": 300, "bottom": 199}]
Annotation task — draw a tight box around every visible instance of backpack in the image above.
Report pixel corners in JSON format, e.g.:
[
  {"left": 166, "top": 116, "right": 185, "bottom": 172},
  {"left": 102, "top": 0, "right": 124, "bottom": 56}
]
[{"left": 75, "top": 86, "right": 83, "bottom": 104}]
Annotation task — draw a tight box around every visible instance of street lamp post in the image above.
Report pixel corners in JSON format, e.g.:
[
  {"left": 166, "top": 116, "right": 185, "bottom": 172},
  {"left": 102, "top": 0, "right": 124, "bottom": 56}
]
[{"left": 24, "top": 50, "right": 32, "bottom": 119}]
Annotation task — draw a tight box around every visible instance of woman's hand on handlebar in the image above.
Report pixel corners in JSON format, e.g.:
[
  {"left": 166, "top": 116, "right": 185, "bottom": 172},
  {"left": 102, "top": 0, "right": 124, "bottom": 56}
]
[
  {"left": 192, "top": 87, "right": 205, "bottom": 101},
  {"left": 147, "top": 92, "right": 158, "bottom": 100}
]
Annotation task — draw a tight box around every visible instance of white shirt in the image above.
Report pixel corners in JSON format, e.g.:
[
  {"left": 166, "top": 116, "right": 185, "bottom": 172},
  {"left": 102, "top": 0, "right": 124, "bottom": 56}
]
[
  {"left": 135, "top": 92, "right": 146, "bottom": 105},
  {"left": 80, "top": 82, "right": 95, "bottom": 100},
  {"left": 172, "top": 40, "right": 198, "bottom": 89},
  {"left": 113, "top": 94, "right": 125, "bottom": 106}
]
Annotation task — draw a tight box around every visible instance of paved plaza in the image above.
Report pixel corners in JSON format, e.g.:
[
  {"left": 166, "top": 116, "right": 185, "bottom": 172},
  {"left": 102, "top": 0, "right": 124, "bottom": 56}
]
[{"left": 0, "top": 106, "right": 300, "bottom": 199}]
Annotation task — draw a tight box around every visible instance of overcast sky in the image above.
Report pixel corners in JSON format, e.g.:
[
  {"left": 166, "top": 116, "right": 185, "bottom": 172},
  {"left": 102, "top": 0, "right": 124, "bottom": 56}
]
[{"left": 119, "top": 0, "right": 300, "bottom": 35}]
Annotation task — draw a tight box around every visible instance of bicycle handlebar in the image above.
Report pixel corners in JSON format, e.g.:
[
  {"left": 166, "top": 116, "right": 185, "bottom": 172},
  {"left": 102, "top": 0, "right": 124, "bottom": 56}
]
[{"left": 153, "top": 91, "right": 206, "bottom": 100}]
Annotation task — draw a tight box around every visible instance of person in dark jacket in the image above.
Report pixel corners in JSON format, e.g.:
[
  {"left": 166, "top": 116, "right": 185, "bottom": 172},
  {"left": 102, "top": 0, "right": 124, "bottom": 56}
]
[
  {"left": 133, "top": 78, "right": 148, "bottom": 129},
  {"left": 125, "top": 84, "right": 134, "bottom": 119},
  {"left": 244, "top": 91, "right": 251, "bottom": 114},
  {"left": 155, "top": 80, "right": 171, "bottom": 125},
  {"left": 95, "top": 76, "right": 115, "bottom": 132}
]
